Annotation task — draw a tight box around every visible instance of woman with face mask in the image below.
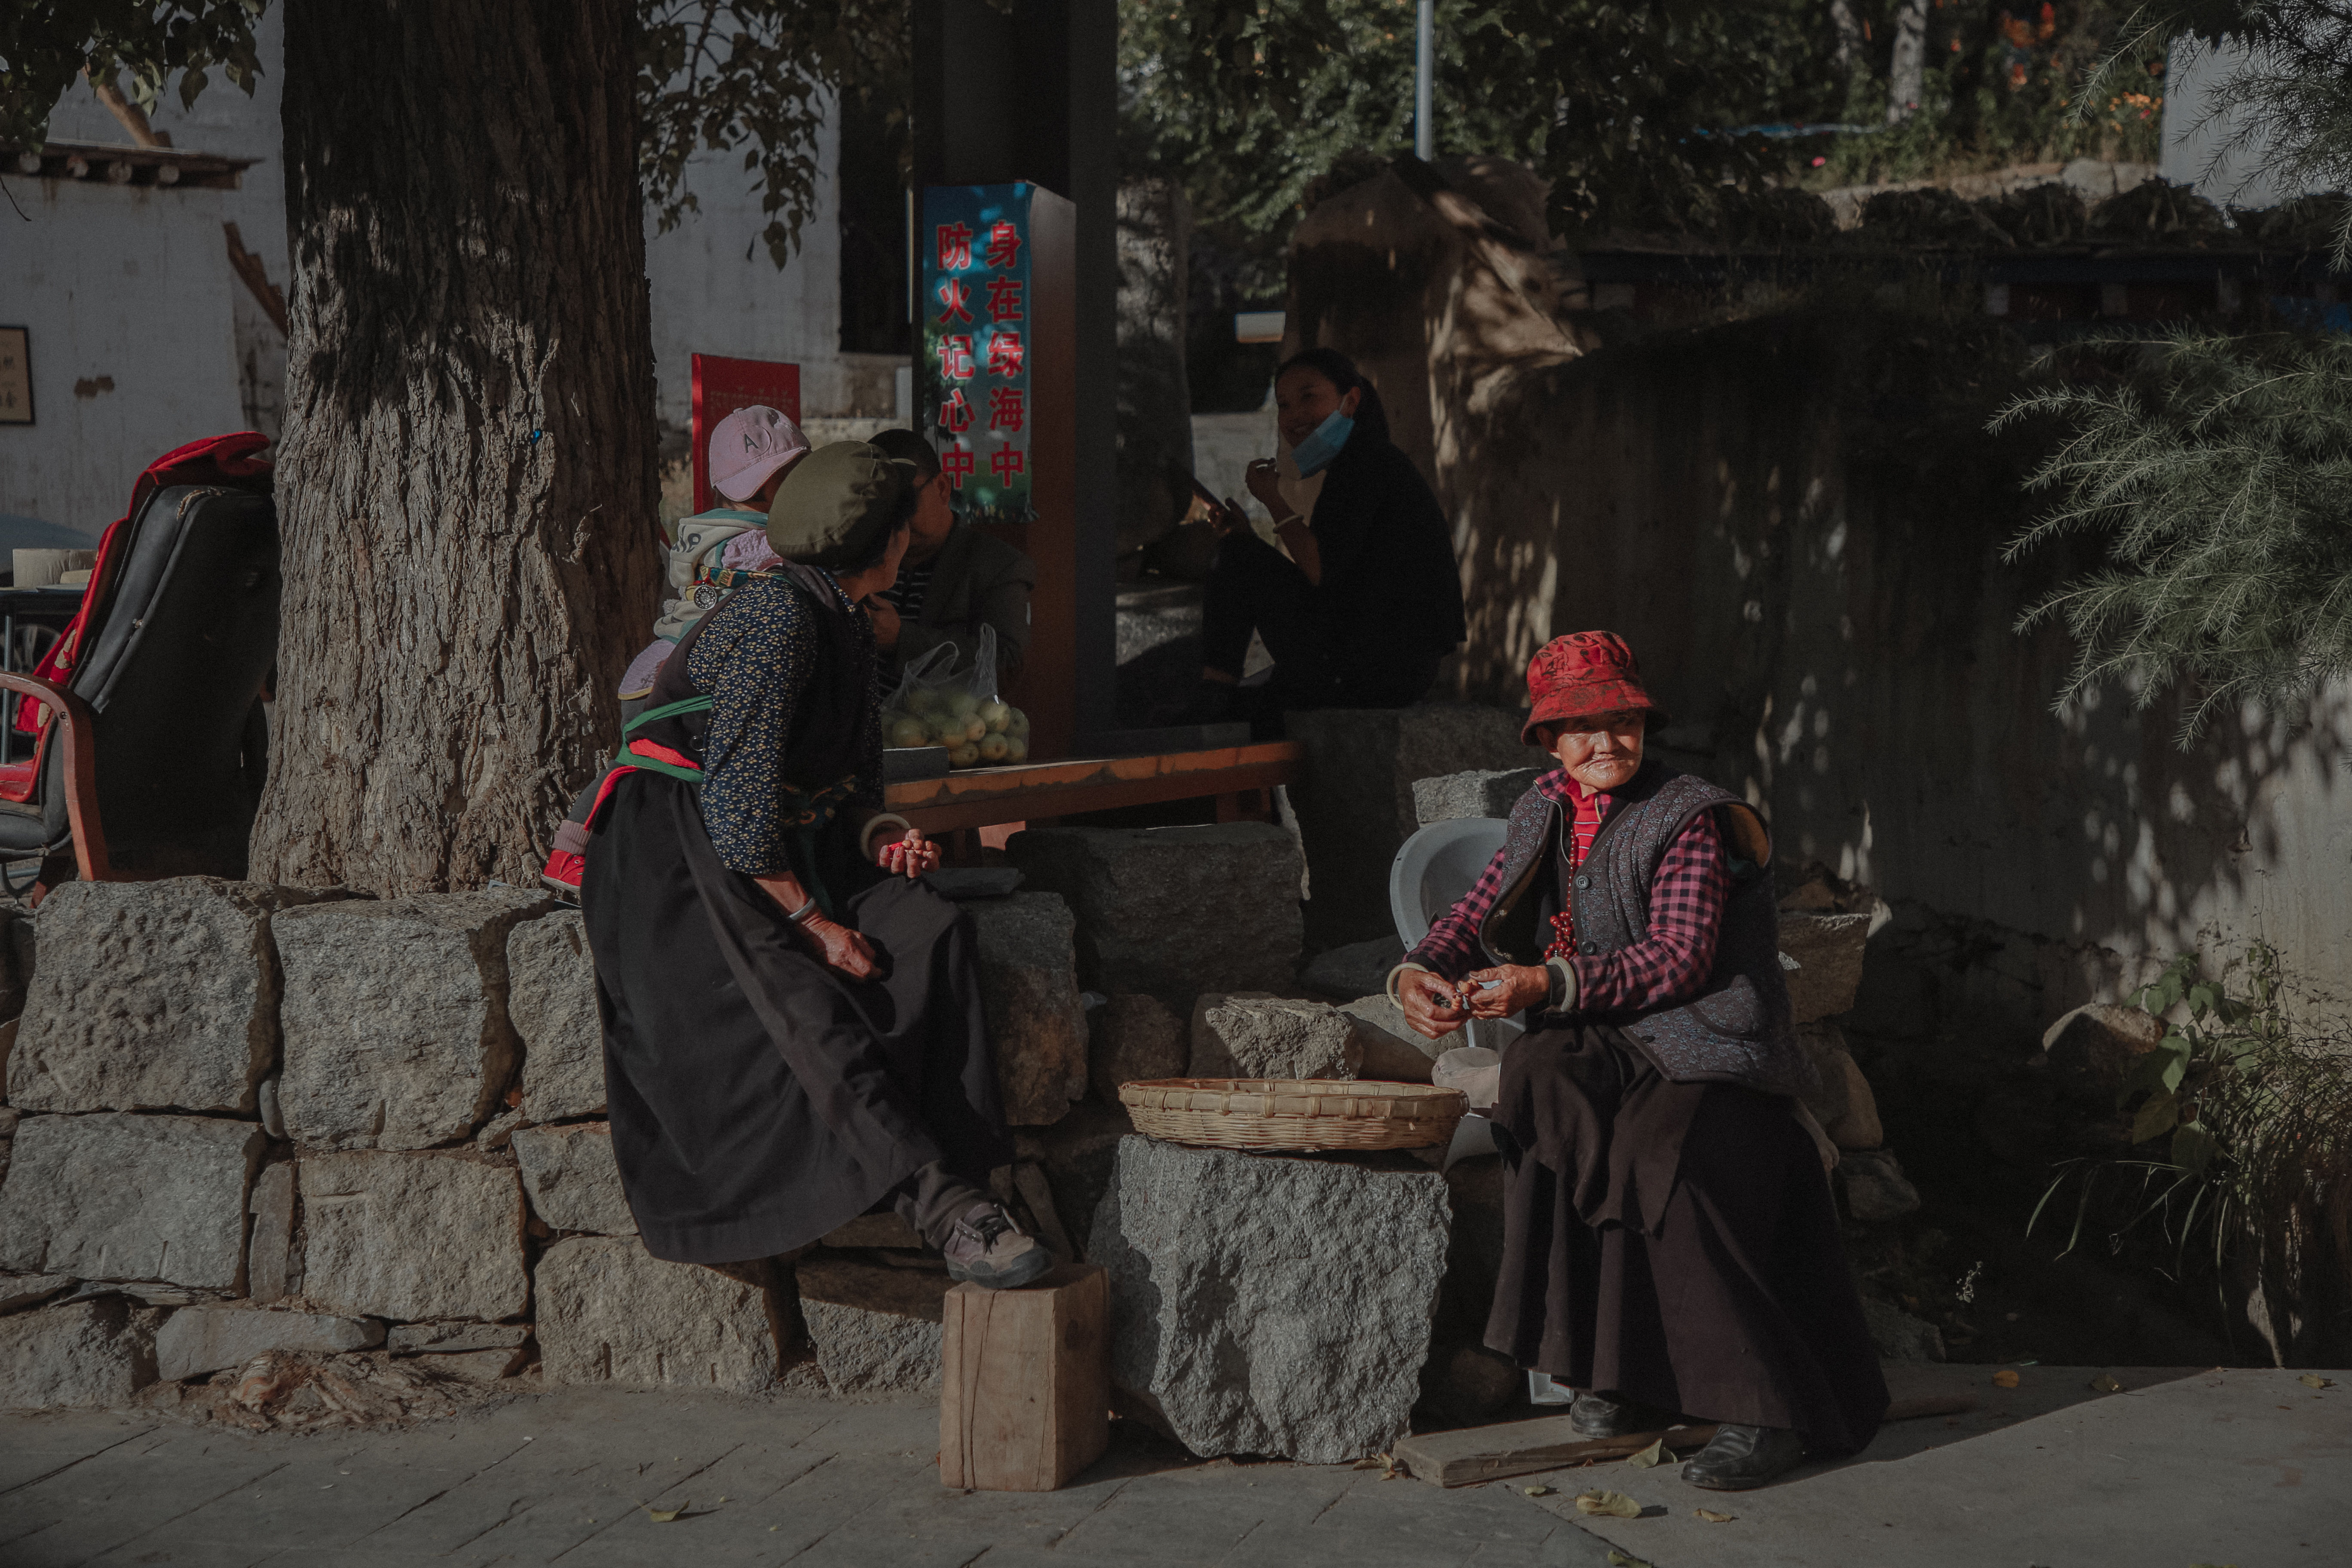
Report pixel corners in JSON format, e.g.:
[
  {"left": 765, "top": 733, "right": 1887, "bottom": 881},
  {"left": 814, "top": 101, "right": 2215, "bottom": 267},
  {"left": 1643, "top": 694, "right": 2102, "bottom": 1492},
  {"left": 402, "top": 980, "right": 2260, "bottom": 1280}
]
[{"left": 1189, "top": 347, "right": 1466, "bottom": 729}]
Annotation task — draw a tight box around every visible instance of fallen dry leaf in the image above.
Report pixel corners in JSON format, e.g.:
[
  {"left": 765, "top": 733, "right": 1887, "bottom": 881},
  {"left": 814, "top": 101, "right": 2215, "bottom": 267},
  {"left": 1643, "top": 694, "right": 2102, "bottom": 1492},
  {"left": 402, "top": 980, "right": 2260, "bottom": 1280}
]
[
  {"left": 2089, "top": 1374, "right": 2123, "bottom": 1393},
  {"left": 2298, "top": 1374, "right": 2334, "bottom": 1390},
  {"left": 1992, "top": 1369, "right": 2021, "bottom": 1389},
  {"left": 1576, "top": 1489, "right": 1642, "bottom": 1519},
  {"left": 1606, "top": 1551, "right": 1657, "bottom": 1568},
  {"left": 1626, "top": 1437, "right": 1671, "bottom": 1470},
  {"left": 645, "top": 1504, "right": 684, "bottom": 1523},
  {"left": 1522, "top": 1484, "right": 1554, "bottom": 1498},
  {"left": 1695, "top": 1507, "right": 1736, "bottom": 1522}
]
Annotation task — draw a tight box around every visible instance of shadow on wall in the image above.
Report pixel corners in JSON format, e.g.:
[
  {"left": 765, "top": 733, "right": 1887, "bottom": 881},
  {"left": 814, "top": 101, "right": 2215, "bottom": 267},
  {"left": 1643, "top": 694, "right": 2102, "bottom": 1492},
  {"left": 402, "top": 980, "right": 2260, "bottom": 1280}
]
[
  {"left": 1436, "top": 307, "right": 2350, "bottom": 1033},
  {"left": 1277, "top": 156, "right": 2348, "bottom": 1034},
  {"left": 1281, "top": 155, "right": 1596, "bottom": 500}
]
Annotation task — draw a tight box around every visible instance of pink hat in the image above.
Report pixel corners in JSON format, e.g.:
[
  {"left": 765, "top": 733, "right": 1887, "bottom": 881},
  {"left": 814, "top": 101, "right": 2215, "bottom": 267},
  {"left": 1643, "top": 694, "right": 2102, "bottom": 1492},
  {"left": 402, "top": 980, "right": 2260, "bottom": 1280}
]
[{"left": 709, "top": 405, "right": 809, "bottom": 503}]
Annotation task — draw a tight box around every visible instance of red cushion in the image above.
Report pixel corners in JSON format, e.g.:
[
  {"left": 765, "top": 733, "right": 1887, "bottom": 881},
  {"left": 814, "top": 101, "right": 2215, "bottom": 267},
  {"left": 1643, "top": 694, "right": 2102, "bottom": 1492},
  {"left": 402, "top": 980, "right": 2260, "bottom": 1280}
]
[{"left": 0, "top": 760, "right": 35, "bottom": 805}]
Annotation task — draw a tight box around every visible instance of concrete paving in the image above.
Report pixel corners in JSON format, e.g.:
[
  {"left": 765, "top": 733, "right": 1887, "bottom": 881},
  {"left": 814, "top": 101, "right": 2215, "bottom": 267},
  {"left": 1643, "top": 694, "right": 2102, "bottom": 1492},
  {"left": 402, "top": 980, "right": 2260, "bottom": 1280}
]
[
  {"left": 0, "top": 1388, "right": 1600, "bottom": 1568},
  {"left": 2, "top": 1365, "right": 2345, "bottom": 1567},
  {"left": 1520, "top": 1365, "right": 2351, "bottom": 1567}
]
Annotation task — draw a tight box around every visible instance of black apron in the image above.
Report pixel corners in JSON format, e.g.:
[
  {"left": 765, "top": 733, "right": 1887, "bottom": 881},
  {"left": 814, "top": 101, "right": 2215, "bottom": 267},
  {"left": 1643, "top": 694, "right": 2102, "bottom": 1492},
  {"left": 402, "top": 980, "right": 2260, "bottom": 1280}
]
[{"left": 581, "top": 571, "right": 1010, "bottom": 1264}]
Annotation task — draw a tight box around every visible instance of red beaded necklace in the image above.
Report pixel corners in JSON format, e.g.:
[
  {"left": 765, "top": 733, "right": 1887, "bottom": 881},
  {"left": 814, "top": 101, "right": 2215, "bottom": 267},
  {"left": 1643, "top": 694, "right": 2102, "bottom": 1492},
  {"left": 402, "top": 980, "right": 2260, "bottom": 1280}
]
[{"left": 1544, "top": 782, "right": 1606, "bottom": 961}]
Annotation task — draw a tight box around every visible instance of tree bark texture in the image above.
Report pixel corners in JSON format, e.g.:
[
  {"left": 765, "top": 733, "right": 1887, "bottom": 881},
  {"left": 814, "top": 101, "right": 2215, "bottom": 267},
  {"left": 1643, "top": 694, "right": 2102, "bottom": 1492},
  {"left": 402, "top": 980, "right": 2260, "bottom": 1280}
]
[
  {"left": 1826, "top": 0, "right": 1865, "bottom": 84},
  {"left": 1884, "top": 0, "right": 1929, "bottom": 125},
  {"left": 257, "top": 0, "right": 661, "bottom": 893},
  {"left": 1114, "top": 178, "right": 1194, "bottom": 560}
]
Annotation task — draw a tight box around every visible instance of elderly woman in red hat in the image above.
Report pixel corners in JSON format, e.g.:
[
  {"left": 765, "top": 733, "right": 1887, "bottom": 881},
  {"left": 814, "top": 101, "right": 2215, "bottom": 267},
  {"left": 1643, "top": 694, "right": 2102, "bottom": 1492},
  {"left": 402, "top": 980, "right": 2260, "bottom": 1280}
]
[{"left": 1390, "top": 631, "right": 1887, "bottom": 1491}]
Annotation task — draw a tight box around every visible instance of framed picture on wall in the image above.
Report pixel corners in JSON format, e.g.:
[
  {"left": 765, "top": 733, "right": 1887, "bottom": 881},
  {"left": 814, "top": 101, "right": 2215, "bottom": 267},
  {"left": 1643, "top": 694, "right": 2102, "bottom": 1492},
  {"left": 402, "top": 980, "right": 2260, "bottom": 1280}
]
[{"left": 0, "top": 328, "right": 29, "bottom": 425}]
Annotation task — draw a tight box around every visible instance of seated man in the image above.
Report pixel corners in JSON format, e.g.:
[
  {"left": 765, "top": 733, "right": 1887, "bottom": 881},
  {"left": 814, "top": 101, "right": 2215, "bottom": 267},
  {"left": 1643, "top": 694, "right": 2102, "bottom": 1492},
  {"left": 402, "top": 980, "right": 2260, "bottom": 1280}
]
[
  {"left": 863, "top": 428, "right": 1034, "bottom": 688},
  {"left": 1393, "top": 631, "right": 1887, "bottom": 1491},
  {"left": 580, "top": 441, "right": 1050, "bottom": 1287}
]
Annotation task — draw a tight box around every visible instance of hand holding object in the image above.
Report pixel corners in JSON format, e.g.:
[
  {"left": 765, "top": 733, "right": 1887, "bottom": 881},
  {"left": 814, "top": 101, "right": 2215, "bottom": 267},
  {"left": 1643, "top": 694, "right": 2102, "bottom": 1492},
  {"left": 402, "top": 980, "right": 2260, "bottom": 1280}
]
[{"left": 1398, "top": 969, "right": 1468, "bottom": 1041}]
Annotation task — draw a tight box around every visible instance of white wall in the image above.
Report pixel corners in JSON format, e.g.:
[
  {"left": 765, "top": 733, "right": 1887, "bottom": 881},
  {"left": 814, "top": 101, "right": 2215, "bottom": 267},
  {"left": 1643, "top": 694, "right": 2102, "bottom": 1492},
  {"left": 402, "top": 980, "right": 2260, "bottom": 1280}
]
[
  {"left": 644, "top": 111, "right": 856, "bottom": 428},
  {"left": 4, "top": 10, "right": 288, "bottom": 539},
  {"left": 40, "top": 10, "right": 290, "bottom": 277},
  {"left": 0, "top": 178, "right": 248, "bottom": 539},
  {"left": 2159, "top": 36, "right": 2321, "bottom": 210}
]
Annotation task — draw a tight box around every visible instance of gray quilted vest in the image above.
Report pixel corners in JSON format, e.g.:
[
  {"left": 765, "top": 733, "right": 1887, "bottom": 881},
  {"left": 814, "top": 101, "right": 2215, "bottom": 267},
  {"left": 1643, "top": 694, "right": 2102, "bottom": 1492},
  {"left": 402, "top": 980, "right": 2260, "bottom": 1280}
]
[{"left": 1478, "top": 763, "right": 1813, "bottom": 1099}]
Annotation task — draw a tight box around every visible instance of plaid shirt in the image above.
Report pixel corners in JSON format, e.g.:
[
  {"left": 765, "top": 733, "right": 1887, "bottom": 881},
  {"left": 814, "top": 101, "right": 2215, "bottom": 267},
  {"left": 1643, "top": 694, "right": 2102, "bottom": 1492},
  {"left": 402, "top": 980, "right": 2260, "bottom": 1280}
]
[{"left": 1406, "top": 768, "right": 1730, "bottom": 1014}]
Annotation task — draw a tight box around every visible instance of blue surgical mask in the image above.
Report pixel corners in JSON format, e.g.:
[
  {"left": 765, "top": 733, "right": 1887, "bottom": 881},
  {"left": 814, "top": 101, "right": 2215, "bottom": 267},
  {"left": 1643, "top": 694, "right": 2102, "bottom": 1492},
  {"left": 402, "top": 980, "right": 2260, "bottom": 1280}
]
[{"left": 1289, "top": 409, "right": 1355, "bottom": 477}]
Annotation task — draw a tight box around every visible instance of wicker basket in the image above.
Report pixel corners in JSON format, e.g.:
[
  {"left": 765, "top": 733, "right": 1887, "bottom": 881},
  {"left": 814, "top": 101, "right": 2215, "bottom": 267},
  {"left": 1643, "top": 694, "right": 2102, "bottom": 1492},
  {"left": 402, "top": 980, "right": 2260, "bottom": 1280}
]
[{"left": 1117, "top": 1078, "right": 1469, "bottom": 1152}]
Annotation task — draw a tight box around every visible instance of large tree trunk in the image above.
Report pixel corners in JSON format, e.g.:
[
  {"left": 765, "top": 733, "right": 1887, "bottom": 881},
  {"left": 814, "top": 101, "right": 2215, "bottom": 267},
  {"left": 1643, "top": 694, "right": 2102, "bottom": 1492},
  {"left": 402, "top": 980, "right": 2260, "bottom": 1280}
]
[{"left": 255, "top": 0, "right": 661, "bottom": 893}]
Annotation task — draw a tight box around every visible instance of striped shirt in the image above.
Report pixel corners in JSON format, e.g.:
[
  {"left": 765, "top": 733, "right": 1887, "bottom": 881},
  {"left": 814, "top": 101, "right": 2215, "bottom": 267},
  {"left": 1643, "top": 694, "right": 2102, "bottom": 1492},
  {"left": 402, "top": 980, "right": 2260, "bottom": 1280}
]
[{"left": 880, "top": 558, "right": 935, "bottom": 619}]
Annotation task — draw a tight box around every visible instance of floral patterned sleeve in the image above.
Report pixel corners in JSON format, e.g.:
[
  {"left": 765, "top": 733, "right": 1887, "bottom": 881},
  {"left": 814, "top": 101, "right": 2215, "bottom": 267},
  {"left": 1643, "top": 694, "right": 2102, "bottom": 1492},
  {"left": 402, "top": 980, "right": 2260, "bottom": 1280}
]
[{"left": 686, "top": 582, "right": 816, "bottom": 875}]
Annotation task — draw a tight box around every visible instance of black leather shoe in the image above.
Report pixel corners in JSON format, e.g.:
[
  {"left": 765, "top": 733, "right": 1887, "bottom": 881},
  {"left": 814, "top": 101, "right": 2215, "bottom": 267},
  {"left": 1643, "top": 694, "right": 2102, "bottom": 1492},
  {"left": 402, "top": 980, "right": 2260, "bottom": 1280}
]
[
  {"left": 1569, "top": 1390, "right": 1675, "bottom": 1439},
  {"left": 1680, "top": 1423, "right": 1806, "bottom": 1490}
]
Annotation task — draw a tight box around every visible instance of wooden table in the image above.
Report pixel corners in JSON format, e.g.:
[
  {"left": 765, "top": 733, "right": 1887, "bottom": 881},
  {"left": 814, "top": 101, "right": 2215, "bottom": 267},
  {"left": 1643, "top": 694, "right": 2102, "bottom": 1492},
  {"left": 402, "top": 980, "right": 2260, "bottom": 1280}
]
[{"left": 883, "top": 741, "right": 1301, "bottom": 850}]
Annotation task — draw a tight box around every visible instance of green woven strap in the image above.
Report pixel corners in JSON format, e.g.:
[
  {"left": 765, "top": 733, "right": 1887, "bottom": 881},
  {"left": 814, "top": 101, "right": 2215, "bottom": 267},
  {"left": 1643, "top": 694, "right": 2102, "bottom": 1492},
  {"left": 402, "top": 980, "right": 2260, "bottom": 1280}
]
[{"left": 624, "top": 693, "right": 713, "bottom": 736}]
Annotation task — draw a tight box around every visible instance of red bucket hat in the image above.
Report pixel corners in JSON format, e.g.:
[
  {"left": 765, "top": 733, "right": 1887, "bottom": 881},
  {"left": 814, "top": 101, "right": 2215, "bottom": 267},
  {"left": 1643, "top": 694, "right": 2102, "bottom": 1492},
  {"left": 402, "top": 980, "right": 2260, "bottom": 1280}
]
[{"left": 1522, "top": 631, "right": 1666, "bottom": 744}]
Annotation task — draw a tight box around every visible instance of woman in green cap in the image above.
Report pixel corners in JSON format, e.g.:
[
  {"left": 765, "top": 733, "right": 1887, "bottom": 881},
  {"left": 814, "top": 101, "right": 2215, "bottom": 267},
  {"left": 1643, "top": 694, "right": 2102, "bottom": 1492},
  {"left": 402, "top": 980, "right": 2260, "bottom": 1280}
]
[{"left": 581, "top": 441, "right": 1051, "bottom": 1290}]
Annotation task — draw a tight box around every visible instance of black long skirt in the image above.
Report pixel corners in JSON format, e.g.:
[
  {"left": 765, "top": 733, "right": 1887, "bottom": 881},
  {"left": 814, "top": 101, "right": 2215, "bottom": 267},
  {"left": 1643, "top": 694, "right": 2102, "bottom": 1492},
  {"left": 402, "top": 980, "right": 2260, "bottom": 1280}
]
[
  {"left": 581, "top": 771, "right": 1010, "bottom": 1265},
  {"left": 1485, "top": 1022, "right": 1889, "bottom": 1458}
]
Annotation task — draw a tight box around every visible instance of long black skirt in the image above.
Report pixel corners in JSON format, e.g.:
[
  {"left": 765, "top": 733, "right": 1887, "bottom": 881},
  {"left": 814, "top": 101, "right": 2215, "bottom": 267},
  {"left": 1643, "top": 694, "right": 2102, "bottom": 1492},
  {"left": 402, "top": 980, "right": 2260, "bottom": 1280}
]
[
  {"left": 1485, "top": 1022, "right": 1889, "bottom": 1457},
  {"left": 581, "top": 771, "right": 1010, "bottom": 1265}
]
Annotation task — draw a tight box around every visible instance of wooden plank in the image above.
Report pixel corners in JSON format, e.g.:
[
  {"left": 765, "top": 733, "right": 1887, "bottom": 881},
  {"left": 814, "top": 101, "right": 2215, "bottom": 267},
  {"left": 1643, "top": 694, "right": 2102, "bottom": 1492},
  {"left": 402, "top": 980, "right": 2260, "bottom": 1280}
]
[
  {"left": 939, "top": 1263, "right": 1109, "bottom": 1492},
  {"left": 1394, "top": 1390, "right": 1979, "bottom": 1488},
  {"left": 1394, "top": 1419, "right": 1721, "bottom": 1488},
  {"left": 886, "top": 742, "right": 1302, "bottom": 834},
  {"left": 886, "top": 741, "right": 1302, "bottom": 811}
]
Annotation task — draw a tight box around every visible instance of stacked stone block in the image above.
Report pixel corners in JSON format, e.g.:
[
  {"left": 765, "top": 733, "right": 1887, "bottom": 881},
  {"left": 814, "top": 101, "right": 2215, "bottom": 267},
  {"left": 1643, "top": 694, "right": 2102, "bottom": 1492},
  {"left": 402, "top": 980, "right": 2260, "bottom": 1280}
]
[{"left": 0, "top": 873, "right": 1114, "bottom": 1417}]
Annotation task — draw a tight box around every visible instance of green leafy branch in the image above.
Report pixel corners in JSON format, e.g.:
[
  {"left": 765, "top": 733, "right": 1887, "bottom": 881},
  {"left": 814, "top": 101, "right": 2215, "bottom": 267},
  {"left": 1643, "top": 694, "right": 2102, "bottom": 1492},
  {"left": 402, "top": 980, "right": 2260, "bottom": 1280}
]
[
  {"left": 1, "top": 0, "right": 267, "bottom": 153},
  {"left": 2076, "top": 2, "right": 2352, "bottom": 262},
  {"left": 637, "top": 0, "right": 912, "bottom": 269},
  {"left": 1995, "top": 330, "right": 2352, "bottom": 743}
]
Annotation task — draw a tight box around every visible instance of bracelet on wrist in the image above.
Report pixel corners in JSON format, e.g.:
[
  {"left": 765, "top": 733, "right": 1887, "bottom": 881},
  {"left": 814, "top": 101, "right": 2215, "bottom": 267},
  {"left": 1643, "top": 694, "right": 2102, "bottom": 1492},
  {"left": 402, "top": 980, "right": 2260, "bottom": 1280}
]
[{"left": 784, "top": 894, "right": 820, "bottom": 925}]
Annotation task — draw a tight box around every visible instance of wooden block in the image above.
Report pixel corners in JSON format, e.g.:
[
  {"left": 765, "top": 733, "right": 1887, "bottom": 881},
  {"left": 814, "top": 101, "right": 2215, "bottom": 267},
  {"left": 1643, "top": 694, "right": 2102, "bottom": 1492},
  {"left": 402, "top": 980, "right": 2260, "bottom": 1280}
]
[{"left": 939, "top": 1262, "right": 1109, "bottom": 1492}]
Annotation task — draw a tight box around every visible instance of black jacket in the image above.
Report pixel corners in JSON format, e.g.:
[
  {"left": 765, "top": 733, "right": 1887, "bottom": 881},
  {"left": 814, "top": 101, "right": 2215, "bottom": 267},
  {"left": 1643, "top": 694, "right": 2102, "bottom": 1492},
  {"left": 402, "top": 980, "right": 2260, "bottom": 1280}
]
[{"left": 1308, "top": 433, "right": 1467, "bottom": 658}]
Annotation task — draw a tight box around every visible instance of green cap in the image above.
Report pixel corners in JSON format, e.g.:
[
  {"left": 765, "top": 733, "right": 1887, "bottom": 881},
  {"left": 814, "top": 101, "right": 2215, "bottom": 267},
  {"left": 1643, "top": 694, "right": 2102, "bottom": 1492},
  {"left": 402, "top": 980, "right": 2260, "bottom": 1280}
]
[{"left": 766, "top": 441, "right": 918, "bottom": 567}]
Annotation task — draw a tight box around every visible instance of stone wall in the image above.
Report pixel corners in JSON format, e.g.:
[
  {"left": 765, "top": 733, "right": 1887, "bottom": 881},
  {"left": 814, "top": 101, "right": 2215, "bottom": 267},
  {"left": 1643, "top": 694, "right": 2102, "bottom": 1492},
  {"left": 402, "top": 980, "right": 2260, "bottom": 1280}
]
[
  {"left": 0, "top": 877, "right": 1096, "bottom": 1419},
  {"left": 0, "top": 823, "right": 1940, "bottom": 1438}
]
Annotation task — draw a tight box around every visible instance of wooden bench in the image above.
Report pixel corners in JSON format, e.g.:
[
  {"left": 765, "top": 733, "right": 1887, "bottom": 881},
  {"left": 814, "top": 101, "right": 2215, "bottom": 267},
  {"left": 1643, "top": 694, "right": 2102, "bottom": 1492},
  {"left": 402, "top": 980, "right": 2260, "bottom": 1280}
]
[{"left": 884, "top": 741, "right": 1301, "bottom": 854}]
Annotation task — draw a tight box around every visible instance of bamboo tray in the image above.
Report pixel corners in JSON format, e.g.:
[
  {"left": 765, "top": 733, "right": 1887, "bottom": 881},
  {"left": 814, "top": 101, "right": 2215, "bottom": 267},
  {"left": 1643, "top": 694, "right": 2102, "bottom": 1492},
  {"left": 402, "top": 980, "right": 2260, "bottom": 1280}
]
[{"left": 1117, "top": 1078, "right": 1469, "bottom": 1152}]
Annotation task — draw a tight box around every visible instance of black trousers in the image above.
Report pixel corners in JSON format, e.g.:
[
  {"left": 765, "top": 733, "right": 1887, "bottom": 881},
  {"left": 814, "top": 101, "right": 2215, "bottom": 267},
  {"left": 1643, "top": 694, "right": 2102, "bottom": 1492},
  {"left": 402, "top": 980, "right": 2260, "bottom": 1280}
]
[{"left": 1200, "top": 532, "right": 1439, "bottom": 710}]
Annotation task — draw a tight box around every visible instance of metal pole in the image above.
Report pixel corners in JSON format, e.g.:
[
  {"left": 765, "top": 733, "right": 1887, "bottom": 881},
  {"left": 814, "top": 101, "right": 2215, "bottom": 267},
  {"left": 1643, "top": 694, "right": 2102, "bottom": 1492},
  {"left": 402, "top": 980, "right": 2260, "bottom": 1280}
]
[{"left": 1414, "top": 0, "right": 1435, "bottom": 160}]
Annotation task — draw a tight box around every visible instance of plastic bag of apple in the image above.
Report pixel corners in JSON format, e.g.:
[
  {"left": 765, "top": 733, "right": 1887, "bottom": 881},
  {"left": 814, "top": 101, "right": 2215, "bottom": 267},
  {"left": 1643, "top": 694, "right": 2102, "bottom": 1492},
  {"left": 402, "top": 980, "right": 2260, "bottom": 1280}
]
[{"left": 882, "top": 627, "right": 1029, "bottom": 768}]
